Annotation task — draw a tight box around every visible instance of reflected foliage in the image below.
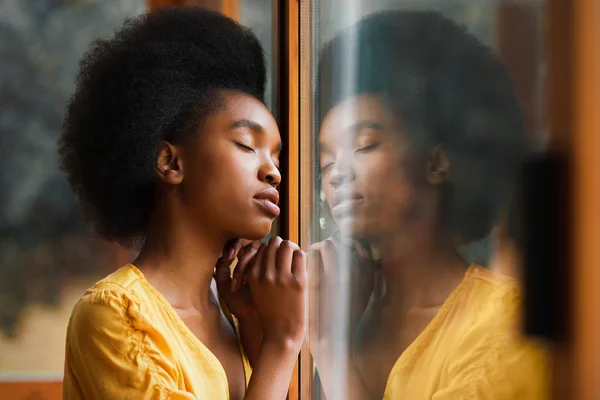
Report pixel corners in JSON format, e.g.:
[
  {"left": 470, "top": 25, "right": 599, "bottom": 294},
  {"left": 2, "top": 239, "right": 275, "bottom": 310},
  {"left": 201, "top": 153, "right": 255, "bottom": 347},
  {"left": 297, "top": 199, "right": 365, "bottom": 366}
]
[{"left": 0, "top": 0, "right": 144, "bottom": 337}]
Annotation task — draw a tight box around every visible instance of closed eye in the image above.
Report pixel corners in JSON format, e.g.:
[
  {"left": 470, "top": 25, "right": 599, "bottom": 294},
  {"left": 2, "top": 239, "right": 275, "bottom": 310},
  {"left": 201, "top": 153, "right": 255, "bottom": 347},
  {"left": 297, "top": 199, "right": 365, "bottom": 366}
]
[
  {"left": 320, "top": 163, "right": 334, "bottom": 173},
  {"left": 355, "top": 142, "right": 380, "bottom": 153},
  {"left": 235, "top": 142, "right": 256, "bottom": 153}
]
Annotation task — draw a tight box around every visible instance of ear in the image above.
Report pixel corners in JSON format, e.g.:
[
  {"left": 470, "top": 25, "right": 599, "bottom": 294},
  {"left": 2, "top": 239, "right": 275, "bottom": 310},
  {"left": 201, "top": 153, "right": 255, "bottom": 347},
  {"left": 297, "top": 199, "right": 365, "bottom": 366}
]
[
  {"left": 155, "top": 141, "right": 184, "bottom": 185},
  {"left": 426, "top": 144, "right": 450, "bottom": 185}
]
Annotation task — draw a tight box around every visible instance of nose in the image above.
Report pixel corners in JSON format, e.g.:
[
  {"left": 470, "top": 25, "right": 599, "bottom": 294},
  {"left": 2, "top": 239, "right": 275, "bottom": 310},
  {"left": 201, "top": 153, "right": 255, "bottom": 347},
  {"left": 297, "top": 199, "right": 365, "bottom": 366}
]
[
  {"left": 328, "top": 152, "right": 354, "bottom": 189},
  {"left": 259, "top": 158, "right": 281, "bottom": 187}
]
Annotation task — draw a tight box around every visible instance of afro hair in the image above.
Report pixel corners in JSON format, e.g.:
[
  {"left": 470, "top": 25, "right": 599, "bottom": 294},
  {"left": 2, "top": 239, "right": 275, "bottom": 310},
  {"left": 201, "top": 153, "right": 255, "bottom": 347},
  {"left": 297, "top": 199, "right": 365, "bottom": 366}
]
[
  {"left": 319, "top": 11, "right": 530, "bottom": 243},
  {"left": 59, "top": 7, "right": 266, "bottom": 248}
]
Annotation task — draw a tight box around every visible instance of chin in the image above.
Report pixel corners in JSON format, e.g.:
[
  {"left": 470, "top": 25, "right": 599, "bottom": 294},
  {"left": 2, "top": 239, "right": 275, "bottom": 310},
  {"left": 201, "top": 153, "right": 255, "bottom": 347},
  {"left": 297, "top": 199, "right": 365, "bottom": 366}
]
[
  {"left": 236, "top": 218, "right": 275, "bottom": 240},
  {"left": 335, "top": 216, "right": 377, "bottom": 239}
]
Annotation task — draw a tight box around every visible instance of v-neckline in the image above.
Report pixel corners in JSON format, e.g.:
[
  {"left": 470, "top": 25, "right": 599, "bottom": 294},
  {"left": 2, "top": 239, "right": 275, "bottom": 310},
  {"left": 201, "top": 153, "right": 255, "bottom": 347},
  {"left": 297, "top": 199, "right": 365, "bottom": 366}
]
[
  {"left": 381, "top": 265, "right": 475, "bottom": 397},
  {"left": 126, "top": 263, "right": 247, "bottom": 398}
]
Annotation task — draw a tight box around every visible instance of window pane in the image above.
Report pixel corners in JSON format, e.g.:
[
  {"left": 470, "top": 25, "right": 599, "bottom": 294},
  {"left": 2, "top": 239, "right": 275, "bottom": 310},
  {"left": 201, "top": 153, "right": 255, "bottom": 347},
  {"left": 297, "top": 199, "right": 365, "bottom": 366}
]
[
  {"left": 307, "top": 1, "right": 549, "bottom": 398},
  {"left": 239, "top": 0, "right": 276, "bottom": 117}
]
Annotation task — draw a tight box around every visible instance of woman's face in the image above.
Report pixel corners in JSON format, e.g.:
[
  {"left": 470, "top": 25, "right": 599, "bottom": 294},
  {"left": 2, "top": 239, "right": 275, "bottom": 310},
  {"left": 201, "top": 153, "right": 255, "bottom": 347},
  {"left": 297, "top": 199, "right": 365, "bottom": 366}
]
[
  {"left": 175, "top": 91, "right": 282, "bottom": 240},
  {"left": 319, "top": 94, "right": 425, "bottom": 240}
]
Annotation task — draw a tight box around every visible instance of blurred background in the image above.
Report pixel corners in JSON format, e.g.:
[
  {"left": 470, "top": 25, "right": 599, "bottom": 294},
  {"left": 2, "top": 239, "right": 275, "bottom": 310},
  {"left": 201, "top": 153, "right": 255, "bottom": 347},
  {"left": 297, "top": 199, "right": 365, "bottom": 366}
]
[{"left": 0, "top": 0, "right": 597, "bottom": 399}]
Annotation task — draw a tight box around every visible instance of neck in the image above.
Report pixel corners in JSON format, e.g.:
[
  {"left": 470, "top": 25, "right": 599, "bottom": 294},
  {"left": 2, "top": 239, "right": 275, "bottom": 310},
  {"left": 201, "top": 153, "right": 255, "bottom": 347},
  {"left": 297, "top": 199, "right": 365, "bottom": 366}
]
[
  {"left": 134, "top": 204, "right": 225, "bottom": 312},
  {"left": 376, "top": 225, "right": 468, "bottom": 310}
]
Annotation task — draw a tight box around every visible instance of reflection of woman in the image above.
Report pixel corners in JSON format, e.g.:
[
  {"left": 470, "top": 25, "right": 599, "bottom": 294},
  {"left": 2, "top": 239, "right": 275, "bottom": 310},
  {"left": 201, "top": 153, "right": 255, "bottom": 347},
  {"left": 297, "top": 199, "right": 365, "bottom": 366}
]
[
  {"left": 311, "top": 11, "right": 548, "bottom": 399},
  {"left": 59, "top": 8, "right": 306, "bottom": 400}
]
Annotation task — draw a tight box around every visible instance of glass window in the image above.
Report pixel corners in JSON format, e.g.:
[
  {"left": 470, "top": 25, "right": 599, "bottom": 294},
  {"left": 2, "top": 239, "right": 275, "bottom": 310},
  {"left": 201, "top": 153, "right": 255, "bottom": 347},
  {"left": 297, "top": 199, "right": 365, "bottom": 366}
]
[
  {"left": 0, "top": 0, "right": 144, "bottom": 389},
  {"left": 239, "top": 0, "right": 276, "bottom": 117},
  {"left": 306, "top": 1, "right": 549, "bottom": 398}
]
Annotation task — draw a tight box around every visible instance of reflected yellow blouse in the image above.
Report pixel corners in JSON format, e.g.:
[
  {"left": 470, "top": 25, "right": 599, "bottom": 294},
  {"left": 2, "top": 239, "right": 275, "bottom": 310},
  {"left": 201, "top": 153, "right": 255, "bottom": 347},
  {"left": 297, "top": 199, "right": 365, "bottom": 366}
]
[
  {"left": 63, "top": 265, "right": 251, "bottom": 400},
  {"left": 383, "top": 266, "right": 550, "bottom": 399}
]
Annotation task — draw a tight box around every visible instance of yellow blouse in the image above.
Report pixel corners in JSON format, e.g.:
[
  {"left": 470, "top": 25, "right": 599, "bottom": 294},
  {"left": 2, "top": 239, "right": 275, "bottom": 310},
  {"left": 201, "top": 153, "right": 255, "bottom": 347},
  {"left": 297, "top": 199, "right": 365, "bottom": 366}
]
[
  {"left": 63, "top": 265, "right": 251, "bottom": 400},
  {"left": 383, "top": 265, "right": 550, "bottom": 399}
]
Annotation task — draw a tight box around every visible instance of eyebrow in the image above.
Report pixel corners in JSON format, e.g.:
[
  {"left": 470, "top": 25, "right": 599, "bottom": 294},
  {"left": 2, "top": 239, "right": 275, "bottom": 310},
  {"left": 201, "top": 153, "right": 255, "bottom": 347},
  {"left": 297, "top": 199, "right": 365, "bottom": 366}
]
[
  {"left": 319, "top": 120, "right": 384, "bottom": 152},
  {"left": 230, "top": 119, "right": 282, "bottom": 153},
  {"left": 348, "top": 120, "right": 384, "bottom": 133},
  {"left": 229, "top": 119, "right": 264, "bottom": 133}
]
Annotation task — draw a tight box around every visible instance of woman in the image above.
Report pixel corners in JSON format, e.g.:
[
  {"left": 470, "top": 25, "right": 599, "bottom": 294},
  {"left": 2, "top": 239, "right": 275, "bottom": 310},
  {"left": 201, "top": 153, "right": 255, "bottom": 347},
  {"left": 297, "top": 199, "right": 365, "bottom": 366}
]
[
  {"left": 59, "top": 7, "right": 306, "bottom": 400},
  {"left": 311, "top": 11, "right": 549, "bottom": 399}
]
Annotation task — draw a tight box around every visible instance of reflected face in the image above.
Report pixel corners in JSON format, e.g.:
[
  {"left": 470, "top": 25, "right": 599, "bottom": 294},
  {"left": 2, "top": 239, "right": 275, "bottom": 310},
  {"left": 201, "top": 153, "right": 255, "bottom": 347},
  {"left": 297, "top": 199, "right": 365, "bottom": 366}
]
[
  {"left": 180, "top": 91, "right": 282, "bottom": 240},
  {"left": 319, "top": 94, "right": 420, "bottom": 239}
]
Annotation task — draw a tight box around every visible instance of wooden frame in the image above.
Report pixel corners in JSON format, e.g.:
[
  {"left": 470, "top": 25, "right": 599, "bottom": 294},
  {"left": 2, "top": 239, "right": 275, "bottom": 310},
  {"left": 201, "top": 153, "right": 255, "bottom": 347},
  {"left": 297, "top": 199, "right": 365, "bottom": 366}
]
[
  {"left": 276, "top": 1, "right": 300, "bottom": 398},
  {"left": 222, "top": 0, "right": 240, "bottom": 21},
  {"left": 545, "top": 0, "right": 575, "bottom": 397},
  {"left": 570, "top": 0, "right": 600, "bottom": 398},
  {"left": 545, "top": 0, "right": 600, "bottom": 398}
]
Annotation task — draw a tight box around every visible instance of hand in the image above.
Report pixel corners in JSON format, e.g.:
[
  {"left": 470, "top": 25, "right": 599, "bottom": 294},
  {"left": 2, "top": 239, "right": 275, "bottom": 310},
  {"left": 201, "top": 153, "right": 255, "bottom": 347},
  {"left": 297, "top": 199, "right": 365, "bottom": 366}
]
[
  {"left": 215, "top": 238, "right": 263, "bottom": 365},
  {"left": 246, "top": 236, "right": 307, "bottom": 349},
  {"left": 308, "top": 234, "right": 381, "bottom": 400},
  {"left": 240, "top": 237, "right": 308, "bottom": 400},
  {"left": 215, "top": 238, "right": 261, "bottom": 320},
  {"left": 309, "top": 234, "right": 380, "bottom": 349}
]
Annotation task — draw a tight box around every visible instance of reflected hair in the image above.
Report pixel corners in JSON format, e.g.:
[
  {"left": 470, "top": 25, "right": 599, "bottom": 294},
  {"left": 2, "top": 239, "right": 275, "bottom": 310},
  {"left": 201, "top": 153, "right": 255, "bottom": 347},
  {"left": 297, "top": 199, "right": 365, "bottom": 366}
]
[
  {"left": 59, "top": 7, "right": 266, "bottom": 248},
  {"left": 319, "top": 11, "right": 529, "bottom": 242}
]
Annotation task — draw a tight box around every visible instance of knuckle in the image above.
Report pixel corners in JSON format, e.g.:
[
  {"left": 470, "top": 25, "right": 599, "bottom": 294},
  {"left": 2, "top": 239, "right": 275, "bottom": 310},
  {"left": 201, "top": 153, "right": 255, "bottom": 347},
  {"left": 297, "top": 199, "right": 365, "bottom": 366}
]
[
  {"left": 268, "top": 236, "right": 282, "bottom": 246},
  {"left": 295, "top": 279, "right": 307, "bottom": 291},
  {"left": 275, "top": 274, "right": 288, "bottom": 286},
  {"left": 309, "top": 241, "right": 324, "bottom": 252},
  {"left": 264, "top": 272, "right": 276, "bottom": 284},
  {"left": 248, "top": 271, "right": 259, "bottom": 284}
]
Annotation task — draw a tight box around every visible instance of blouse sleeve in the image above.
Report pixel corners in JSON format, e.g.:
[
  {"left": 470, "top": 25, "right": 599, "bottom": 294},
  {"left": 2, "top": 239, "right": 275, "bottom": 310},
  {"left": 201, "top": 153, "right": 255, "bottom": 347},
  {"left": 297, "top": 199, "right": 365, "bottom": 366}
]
[
  {"left": 432, "top": 327, "right": 550, "bottom": 399},
  {"left": 63, "top": 285, "right": 195, "bottom": 400}
]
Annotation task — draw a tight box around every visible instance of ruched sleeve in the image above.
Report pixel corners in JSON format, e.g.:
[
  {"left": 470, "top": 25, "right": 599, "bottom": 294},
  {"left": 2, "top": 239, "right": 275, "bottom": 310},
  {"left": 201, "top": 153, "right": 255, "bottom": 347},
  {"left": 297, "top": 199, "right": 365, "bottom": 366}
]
[{"left": 63, "top": 284, "right": 196, "bottom": 400}]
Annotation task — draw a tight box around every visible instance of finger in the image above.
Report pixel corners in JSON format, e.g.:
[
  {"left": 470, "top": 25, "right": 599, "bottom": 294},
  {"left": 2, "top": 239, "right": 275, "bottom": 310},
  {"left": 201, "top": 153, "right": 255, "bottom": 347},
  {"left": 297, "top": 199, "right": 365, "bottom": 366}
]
[
  {"left": 248, "top": 242, "right": 268, "bottom": 285},
  {"left": 307, "top": 248, "right": 319, "bottom": 343},
  {"left": 291, "top": 249, "right": 308, "bottom": 333},
  {"left": 333, "top": 230, "right": 354, "bottom": 250},
  {"left": 230, "top": 247, "right": 250, "bottom": 292},
  {"left": 308, "top": 247, "right": 323, "bottom": 287},
  {"left": 351, "top": 240, "right": 372, "bottom": 261},
  {"left": 321, "top": 239, "right": 339, "bottom": 276},
  {"left": 291, "top": 249, "right": 308, "bottom": 287},
  {"left": 263, "top": 236, "right": 283, "bottom": 281},
  {"left": 222, "top": 238, "right": 243, "bottom": 263},
  {"left": 308, "top": 240, "right": 326, "bottom": 253},
  {"left": 238, "top": 238, "right": 254, "bottom": 247},
  {"left": 232, "top": 240, "right": 261, "bottom": 291},
  {"left": 307, "top": 247, "right": 331, "bottom": 343},
  {"left": 276, "top": 240, "right": 296, "bottom": 277},
  {"left": 215, "top": 256, "right": 233, "bottom": 293}
]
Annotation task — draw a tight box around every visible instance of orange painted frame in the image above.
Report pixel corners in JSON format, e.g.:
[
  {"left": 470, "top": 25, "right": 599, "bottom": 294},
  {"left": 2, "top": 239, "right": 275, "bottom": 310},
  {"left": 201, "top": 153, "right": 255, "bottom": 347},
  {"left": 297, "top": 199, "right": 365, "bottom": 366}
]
[
  {"left": 545, "top": 0, "right": 600, "bottom": 398},
  {"left": 276, "top": 0, "right": 300, "bottom": 398},
  {"left": 569, "top": 0, "right": 600, "bottom": 398}
]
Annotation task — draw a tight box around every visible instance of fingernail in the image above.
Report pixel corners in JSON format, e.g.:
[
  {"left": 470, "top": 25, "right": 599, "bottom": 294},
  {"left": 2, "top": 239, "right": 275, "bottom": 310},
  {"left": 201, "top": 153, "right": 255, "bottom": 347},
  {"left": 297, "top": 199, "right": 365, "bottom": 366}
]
[{"left": 231, "top": 278, "right": 239, "bottom": 292}]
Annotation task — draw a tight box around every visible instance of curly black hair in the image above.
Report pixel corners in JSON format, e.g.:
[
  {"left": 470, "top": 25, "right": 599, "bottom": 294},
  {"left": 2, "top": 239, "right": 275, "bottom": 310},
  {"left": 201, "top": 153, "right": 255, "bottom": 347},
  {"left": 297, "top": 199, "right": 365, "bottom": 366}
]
[
  {"left": 319, "top": 11, "right": 530, "bottom": 243},
  {"left": 59, "top": 7, "right": 266, "bottom": 248}
]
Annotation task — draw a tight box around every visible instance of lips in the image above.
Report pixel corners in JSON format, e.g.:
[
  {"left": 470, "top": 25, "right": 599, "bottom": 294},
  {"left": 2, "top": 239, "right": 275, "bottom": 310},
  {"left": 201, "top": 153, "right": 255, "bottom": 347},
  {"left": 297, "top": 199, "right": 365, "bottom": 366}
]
[
  {"left": 331, "top": 190, "right": 364, "bottom": 218},
  {"left": 253, "top": 188, "right": 281, "bottom": 217}
]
